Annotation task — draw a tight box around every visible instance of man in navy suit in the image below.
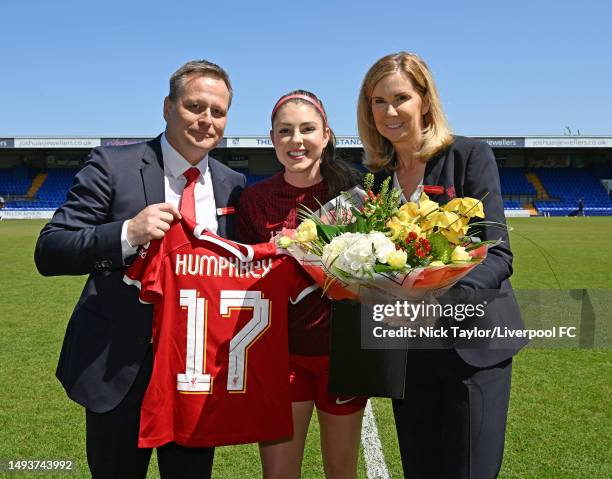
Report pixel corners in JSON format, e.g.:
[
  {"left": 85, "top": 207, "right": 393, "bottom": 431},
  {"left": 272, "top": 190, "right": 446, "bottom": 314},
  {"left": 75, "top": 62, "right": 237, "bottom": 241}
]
[{"left": 35, "top": 60, "right": 245, "bottom": 479}]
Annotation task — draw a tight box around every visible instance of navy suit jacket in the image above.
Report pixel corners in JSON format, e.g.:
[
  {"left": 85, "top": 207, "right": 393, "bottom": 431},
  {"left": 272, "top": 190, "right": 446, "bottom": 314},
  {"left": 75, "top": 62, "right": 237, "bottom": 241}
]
[
  {"left": 372, "top": 135, "right": 527, "bottom": 367},
  {"left": 34, "top": 135, "right": 245, "bottom": 413}
]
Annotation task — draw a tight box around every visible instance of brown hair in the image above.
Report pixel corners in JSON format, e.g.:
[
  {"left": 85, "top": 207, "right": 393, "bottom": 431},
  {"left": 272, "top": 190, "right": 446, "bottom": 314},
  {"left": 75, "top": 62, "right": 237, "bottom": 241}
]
[
  {"left": 168, "top": 60, "right": 233, "bottom": 107},
  {"left": 357, "top": 52, "right": 453, "bottom": 171},
  {"left": 271, "top": 89, "right": 361, "bottom": 197}
]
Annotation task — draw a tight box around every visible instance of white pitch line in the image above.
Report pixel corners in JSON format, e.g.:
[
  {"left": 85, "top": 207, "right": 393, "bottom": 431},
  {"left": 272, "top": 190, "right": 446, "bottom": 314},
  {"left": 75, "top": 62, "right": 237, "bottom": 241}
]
[{"left": 361, "top": 400, "right": 391, "bottom": 479}]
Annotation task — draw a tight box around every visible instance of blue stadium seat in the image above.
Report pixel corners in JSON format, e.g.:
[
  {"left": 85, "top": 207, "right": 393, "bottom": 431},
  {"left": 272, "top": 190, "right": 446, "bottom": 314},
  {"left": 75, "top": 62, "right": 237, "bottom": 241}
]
[
  {"left": 498, "top": 168, "right": 535, "bottom": 196},
  {"left": 32, "top": 169, "right": 77, "bottom": 209},
  {"left": 2, "top": 168, "right": 77, "bottom": 210},
  {"left": 0, "top": 169, "right": 31, "bottom": 196},
  {"left": 503, "top": 200, "right": 524, "bottom": 210}
]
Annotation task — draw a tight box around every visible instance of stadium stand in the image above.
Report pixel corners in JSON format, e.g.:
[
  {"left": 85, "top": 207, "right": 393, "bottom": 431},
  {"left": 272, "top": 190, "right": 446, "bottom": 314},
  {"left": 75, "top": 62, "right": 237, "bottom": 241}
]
[
  {"left": 533, "top": 168, "right": 612, "bottom": 216},
  {"left": 2, "top": 164, "right": 612, "bottom": 216},
  {"left": 33, "top": 169, "right": 76, "bottom": 209},
  {"left": 498, "top": 168, "right": 535, "bottom": 212},
  {"left": 503, "top": 200, "right": 524, "bottom": 210},
  {"left": 2, "top": 168, "right": 76, "bottom": 210},
  {"left": 498, "top": 168, "right": 536, "bottom": 196},
  {"left": 0, "top": 169, "right": 31, "bottom": 197}
]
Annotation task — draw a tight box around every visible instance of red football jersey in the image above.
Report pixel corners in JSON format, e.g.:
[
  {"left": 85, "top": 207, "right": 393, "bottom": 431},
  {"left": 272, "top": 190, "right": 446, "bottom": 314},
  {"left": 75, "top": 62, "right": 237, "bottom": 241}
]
[{"left": 124, "top": 218, "right": 317, "bottom": 447}]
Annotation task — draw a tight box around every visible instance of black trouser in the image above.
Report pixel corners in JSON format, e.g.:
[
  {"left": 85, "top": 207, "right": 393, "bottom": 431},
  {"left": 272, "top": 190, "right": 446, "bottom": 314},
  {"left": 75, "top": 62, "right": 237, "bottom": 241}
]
[
  {"left": 392, "top": 350, "right": 512, "bottom": 479},
  {"left": 85, "top": 349, "right": 215, "bottom": 479}
]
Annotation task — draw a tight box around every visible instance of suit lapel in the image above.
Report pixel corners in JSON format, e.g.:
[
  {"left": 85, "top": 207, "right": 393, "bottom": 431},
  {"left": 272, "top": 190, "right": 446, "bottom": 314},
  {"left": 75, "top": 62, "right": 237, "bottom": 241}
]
[
  {"left": 423, "top": 153, "right": 445, "bottom": 190},
  {"left": 209, "top": 157, "right": 230, "bottom": 237},
  {"left": 140, "top": 135, "right": 165, "bottom": 206}
]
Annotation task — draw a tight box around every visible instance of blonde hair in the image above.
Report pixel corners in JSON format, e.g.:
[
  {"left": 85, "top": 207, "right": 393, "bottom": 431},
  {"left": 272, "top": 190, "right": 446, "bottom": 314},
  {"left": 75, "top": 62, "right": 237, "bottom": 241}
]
[{"left": 357, "top": 52, "right": 453, "bottom": 171}]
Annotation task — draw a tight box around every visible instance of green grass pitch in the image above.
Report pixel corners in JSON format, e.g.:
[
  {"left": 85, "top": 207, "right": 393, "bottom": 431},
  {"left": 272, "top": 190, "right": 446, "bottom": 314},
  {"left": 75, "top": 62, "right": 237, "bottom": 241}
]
[{"left": 0, "top": 218, "right": 610, "bottom": 478}]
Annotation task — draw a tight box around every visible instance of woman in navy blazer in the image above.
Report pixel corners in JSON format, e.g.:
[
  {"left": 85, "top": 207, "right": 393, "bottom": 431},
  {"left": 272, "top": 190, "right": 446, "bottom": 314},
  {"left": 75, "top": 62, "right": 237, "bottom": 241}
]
[{"left": 356, "top": 52, "right": 527, "bottom": 478}]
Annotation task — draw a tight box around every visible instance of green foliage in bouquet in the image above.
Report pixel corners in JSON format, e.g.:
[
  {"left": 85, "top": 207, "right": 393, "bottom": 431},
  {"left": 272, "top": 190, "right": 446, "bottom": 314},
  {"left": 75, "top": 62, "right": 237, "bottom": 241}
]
[
  {"left": 358, "top": 175, "right": 402, "bottom": 233},
  {"left": 428, "top": 232, "right": 453, "bottom": 264}
]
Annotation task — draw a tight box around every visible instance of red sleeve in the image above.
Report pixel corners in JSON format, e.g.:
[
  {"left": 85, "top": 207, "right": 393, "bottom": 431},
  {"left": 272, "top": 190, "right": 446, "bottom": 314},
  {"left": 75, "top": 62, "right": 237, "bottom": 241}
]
[
  {"left": 249, "top": 240, "right": 279, "bottom": 259},
  {"left": 123, "top": 239, "right": 165, "bottom": 304}
]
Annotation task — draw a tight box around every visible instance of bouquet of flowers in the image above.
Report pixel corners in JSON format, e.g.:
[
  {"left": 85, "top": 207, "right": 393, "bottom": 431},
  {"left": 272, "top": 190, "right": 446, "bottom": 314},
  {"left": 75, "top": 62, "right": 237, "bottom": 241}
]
[{"left": 278, "top": 173, "right": 502, "bottom": 301}]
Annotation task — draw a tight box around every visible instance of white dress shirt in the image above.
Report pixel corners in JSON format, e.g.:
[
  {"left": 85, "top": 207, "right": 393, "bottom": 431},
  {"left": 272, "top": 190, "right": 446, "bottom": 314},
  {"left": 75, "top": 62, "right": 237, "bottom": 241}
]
[
  {"left": 393, "top": 172, "right": 423, "bottom": 204},
  {"left": 121, "top": 133, "right": 218, "bottom": 258}
]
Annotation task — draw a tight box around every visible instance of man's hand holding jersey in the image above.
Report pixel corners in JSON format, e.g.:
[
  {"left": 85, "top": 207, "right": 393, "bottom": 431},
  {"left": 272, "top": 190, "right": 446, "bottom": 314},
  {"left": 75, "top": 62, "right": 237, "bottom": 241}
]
[{"left": 127, "top": 203, "right": 182, "bottom": 246}]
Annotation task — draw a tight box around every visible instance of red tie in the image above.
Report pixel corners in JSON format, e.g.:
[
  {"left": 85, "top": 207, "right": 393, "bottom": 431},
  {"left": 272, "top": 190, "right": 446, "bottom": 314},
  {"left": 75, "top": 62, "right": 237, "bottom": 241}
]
[{"left": 180, "top": 167, "right": 200, "bottom": 222}]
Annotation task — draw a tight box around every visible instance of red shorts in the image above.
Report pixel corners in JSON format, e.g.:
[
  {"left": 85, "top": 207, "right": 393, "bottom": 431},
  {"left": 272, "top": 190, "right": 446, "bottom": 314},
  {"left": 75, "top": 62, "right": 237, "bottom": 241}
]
[{"left": 289, "top": 354, "right": 368, "bottom": 415}]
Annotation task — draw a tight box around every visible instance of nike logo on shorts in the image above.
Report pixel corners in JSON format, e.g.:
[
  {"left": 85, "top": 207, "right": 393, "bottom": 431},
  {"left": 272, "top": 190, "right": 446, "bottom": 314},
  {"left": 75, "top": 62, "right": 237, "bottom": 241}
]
[{"left": 335, "top": 396, "right": 357, "bottom": 405}]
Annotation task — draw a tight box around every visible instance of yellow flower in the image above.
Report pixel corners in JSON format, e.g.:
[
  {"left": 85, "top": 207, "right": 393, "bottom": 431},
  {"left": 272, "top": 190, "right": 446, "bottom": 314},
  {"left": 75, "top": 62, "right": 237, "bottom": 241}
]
[
  {"left": 387, "top": 217, "right": 423, "bottom": 241},
  {"left": 451, "top": 246, "right": 471, "bottom": 263},
  {"left": 386, "top": 217, "right": 406, "bottom": 241},
  {"left": 278, "top": 236, "right": 293, "bottom": 248},
  {"left": 459, "top": 215, "right": 471, "bottom": 228},
  {"left": 430, "top": 260, "right": 445, "bottom": 267},
  {"left": 417, "top": 192, "right": 439, "bottom": 218},
  {"left": 295, "top": 219, "right": 318, "bottom": 243},
  {"left": 387, "top": 250, "right": 408, "bottom": 269},
  {"left": 421, "top": 211, "right": 460, "bottom": 232},
  {"left": 420, "top": 209, "right": 469, "bottom": 244},
  {"left": 443, "top": 197, "right": 484, "bottom": 219},
  {"left": 396, "top": 202, "right": 419, "bottom": 223},
  {"left": 440, "top": 226, "right": 467, "bottom": 245}
]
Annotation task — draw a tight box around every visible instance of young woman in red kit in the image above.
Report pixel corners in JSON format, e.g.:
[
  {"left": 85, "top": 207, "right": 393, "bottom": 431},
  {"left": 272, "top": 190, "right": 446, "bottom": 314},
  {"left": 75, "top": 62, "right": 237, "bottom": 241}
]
[{"left": 236, "top": 90, "right": 364, "bottom": 479}]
